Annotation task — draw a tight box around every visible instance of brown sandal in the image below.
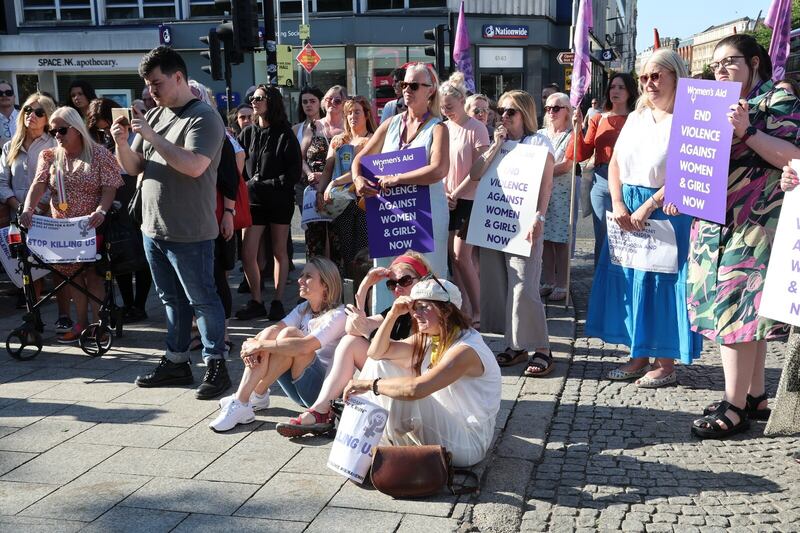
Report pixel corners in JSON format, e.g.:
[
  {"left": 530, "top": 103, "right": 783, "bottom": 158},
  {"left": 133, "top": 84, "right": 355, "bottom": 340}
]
[
  {"left": 496, "top": 348, "right": 527, "bottom": 367},
  {"left": 523, "top": 352, "right": 554, "bottom": 377}
]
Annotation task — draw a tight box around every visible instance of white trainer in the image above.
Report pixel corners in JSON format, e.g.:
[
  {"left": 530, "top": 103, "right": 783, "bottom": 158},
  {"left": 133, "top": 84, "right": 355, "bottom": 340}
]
[
  {"left": 218, "top": 390, "right": 270, "bottom": 411},
  {"left": 209, "top": 399, "right": 255, "bottom": 432}
]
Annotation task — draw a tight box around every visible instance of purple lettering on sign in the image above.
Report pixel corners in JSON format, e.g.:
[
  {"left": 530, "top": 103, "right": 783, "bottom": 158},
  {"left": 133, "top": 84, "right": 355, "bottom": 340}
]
[
  {"left": 360, "top": 147, "right": 434, "bottom": 259},
  {"left": 665, "top": 78, "right": 741, "bottom": 224}
]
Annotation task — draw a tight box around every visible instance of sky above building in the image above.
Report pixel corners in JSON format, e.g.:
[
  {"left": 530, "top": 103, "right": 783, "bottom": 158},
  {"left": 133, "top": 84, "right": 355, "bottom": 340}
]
[{"left": 635, "top": 0, "right": 773, "bottom": 53}]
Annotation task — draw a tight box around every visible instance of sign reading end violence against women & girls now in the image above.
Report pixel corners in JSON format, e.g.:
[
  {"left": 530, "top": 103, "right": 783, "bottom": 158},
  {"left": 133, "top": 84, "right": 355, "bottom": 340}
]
[
  {"left": 665, "top": 78, "right": 741, "bottom": 224},
  {"left": 466, "top": 141, "right": 548, "bottom": 257},
  {"left": 361, "top": 147, "right": 434, "bottom": 259},
  {"left": 759, "top": 160, "right": 800, "bottom": 327},
  {"left": 26, "top": 215, "right": 97, "bottom": 264}
]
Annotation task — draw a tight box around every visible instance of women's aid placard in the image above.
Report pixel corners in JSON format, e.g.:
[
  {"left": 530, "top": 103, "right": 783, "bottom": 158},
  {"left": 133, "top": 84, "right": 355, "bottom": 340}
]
[
  {"left": 327, "top": 396, "right": 388, "bottom": 483},
  {"left": 605, "top": 213, "right": 679, "bottom": 274},
  {"left": 466, "top": 141, "right": 548, "bottom": 257}
]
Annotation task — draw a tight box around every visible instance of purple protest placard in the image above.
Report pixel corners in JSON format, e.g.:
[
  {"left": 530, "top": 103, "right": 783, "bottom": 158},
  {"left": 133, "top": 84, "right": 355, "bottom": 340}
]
[
  {"left": 665, "top": 78, "right": 741, "bottom": 224},
  {"left": 360, "top": 147, "right": 434, "bottom": 259}
]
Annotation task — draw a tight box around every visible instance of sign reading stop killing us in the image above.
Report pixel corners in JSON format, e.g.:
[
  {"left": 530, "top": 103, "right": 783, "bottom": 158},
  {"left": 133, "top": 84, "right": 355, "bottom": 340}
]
[
  {"left": 361, "top": 147, "right": 434, "bottom": 259},
  {"left": 759, "top": 160, "right": 800, "bottom": 327},
  {"left": 664, "top": 78, "right": 741, "bottom": 224},
  {"left": 467, "top": 141, "right": 548, "bottom": 256},
  {"left": 26, "top": 215, "right": 96, "bottom": 264}
]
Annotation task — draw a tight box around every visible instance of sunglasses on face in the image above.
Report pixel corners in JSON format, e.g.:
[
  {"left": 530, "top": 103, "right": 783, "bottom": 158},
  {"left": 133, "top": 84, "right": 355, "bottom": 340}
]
[
  {"left": 23, "top": 105, "right": 46, "bottom": 118},
  {"left": 50, "top": 126, "right": 72, "bottom": 136},
  {"left": 638, "top": 72, "right": 666, "bottom": 84},
  {"left": 708, "top": 55, "right": 745, "bottom": 73},
  {"left": 472, "top": 108, "right": 488, "bottom": 115},
  {"left": 385, "top": 275, "right": 418, "bottom": 291},
  {"left": 544, "top": 105, "right": 565, "bottom": 113},
  {"left": 249, "top": 95, "right": 266, "bottom": 103},
  {"left": 327, "top": 97, "right": 343, "bottom": 106},
  {"left": 0, "top": 90, "right": 13, "bottom": 97},
  {"left": 400, "top": 82, "right": 432, "bottom": 92},
  {"left": 412, "top": 301, "right": 435, "bottom": 315},
  {"left": 497, "top": 107, "right": 518, "bottom": 118}
]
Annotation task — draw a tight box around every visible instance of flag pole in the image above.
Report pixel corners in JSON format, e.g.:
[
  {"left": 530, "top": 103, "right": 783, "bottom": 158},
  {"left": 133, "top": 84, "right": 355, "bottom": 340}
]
[{"left": 564, "top": 110, "right": 580, "bottom": 310}]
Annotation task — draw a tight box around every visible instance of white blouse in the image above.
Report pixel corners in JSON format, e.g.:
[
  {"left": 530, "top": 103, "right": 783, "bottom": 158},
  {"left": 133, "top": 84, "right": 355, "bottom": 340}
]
[{"left": 614, "top": 107, "right": 672, "bottom": 188}]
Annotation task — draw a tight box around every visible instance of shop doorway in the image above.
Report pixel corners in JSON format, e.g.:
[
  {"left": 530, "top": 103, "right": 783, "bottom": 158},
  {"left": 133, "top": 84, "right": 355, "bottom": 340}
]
[{"left": 479, "top": 71, "right": 523, "bottom": 102}]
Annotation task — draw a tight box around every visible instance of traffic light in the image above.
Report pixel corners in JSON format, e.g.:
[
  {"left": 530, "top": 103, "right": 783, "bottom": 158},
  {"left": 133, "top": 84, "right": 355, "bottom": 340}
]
[
  {"left": 199, "top": 28, "right": 223, "bottom": 81},
  {"left": 216, "top": 21, "right": 244, "bottom": 65},
  {"left": 232, "top": 0, "right": 260, "bottom": 50},
  {"left": 424, "top": 24, "right": 447, "bottom": 79}
]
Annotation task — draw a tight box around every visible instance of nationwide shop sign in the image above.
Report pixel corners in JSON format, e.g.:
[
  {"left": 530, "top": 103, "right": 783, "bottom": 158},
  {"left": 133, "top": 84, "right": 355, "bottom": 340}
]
[
  {"left": 482, "top": 24, "right": 529, "bottom": 39},
  {"left": 664, "top": 78, "right": 741, "bottom": 224}
]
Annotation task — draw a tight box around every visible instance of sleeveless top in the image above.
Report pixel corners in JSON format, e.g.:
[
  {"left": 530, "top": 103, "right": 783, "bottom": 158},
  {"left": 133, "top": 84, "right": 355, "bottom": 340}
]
[{"left": 306, "top": 122, "right": 329, "bottom": 174}]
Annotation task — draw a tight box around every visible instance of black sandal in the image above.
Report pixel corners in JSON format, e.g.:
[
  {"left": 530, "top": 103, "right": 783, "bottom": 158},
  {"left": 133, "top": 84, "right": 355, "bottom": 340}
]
[
  {"left": 523, "top": 352, "right": 554, "bottom": 378},
  {"left": 692, "top": 400, "right": 750, "bottom": 439},
  {"left": 703, "top": 393, "right": 771, "bottom": 421},
  {"left": 496, "top": 348, "right": 527, "bottom": 367}
]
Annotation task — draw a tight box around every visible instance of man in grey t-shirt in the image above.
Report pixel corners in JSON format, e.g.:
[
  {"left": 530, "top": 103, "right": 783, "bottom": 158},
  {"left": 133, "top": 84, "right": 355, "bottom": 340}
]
[{"left": 112, "top": 46, "right": 230, "bottom": 400}]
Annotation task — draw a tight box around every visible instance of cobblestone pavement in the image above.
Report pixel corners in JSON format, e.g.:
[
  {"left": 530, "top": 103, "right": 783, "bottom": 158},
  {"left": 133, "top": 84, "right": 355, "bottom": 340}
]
[{"left": 0, "top": 233, "right": 797, "bottom": 532}]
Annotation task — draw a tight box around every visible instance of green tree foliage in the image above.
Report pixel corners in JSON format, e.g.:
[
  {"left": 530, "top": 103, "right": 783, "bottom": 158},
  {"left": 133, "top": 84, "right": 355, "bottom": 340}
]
[{"left": 749, "top": 0, "right": 800, "bottom": 50}]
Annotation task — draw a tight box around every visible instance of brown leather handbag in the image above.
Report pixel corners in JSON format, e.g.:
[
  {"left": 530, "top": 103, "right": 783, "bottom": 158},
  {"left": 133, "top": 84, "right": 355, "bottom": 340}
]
[{"left": 369, "top": 445, "right": 479, "bottom": 499}]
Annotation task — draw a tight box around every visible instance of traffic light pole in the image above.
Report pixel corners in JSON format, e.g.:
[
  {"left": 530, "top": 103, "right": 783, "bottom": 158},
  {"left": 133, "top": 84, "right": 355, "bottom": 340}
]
[
  {"left": 262, "top": 0, "right": 278, "bottom": 85},
  {"left": 300, "top": 0, "right": 309, "bottom": 87},
  {"left": 223, "top": 42, "right": 233, "bottom": 116}
]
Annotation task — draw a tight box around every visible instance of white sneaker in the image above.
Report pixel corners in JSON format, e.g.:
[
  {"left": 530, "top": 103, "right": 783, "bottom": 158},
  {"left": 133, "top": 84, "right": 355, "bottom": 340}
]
[
  {"left": 209, "top": 400, "right": 255, "bottom": 432},
  {"left": 218, "top": 390, "right": 270, "bottom": 411}
]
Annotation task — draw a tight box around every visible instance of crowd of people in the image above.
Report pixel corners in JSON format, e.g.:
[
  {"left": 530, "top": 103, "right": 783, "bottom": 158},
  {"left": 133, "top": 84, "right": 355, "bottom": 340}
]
[{"left": 0, "top": 32, "right": 798, "bottom": 469}]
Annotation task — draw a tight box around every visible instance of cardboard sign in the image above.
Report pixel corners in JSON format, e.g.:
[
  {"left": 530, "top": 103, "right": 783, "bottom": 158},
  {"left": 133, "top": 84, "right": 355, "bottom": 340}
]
[
  {"left": 300, "top": 186, "right": 333, "bottom": 230},
  {"left": 759, "top": 160, "right": 800, "bottom": 326},
  {"left": 327, "top": 396, "right": 388, "bottom": 483},
  {"left": 361, "top": 147, "right": 434, "bottom": 259},
  {"left": 0, "top": 227, "right": 48, "bottom": 288},
  {"left": 605, "top": 213, "right": 678, "bottom": 274},
  {"left": 665, "top": 78, "right": 741, "bottom": 224},
  {"left": 26, "top": 215, "right": 96, "bottom": 264},
  {"left": 466, "top": 141, "right": 548, "bottom": 257}
]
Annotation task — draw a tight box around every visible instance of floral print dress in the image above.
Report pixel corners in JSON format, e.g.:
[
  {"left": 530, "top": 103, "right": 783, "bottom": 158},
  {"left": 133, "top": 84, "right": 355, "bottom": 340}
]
[{"left": 686, "top": 81, "right": 800, "bottom": 344}]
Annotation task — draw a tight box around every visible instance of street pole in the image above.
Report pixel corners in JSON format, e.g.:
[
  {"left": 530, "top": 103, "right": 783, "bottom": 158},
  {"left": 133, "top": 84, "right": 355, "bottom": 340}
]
[
  {"left": 263, "top": 0, "right": 277, "bottom": 85},
  {"left": 300, "top": 0, "right": 309, "bottom": 87}
]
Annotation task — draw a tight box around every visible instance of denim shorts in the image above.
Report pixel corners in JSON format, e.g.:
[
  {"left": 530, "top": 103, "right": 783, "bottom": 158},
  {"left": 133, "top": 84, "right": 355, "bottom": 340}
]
[{"left": 276, "top": 356, "right": 327, "bottom": 408}]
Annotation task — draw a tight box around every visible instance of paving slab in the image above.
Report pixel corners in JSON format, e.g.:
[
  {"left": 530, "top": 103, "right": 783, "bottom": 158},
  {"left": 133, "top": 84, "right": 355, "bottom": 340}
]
[
  {"left": 172, "top": 514, "right": 306, "bottom": 533},
  {"left": 1, "top": 442, "right": 120, "bottom": 484},
  {"left": 281, "top": 446, "right": 340, "bottom": 476},
  {"left": 32, "top": 381, "right": 136, "bottom": 403},
  {"left": 0, "top": 480, "right": 59, "bottom": 514},
  {"left": 79, "top": 506, "right": 188, "bottom": 533},
  {"left": 0, "top": 450, "right": 36, "bottom": 476},
  {"left": 328, "top": 476, "right": 458, "bottom": 517},
  {"left": 161, "top": 419, "right": 254, "bottom": 453},
  {"left": 0, "top": 418, "right": 95, "bottom": 452},
  {"left": 396, "top": 514, "right": 461, "bottom": 532},
  {"left": 235, "top": 472, "right": 344, "bottom": 522},
  {"left": 92, "top": 447, "right": 219, "bottom": 479},
  {"left": 19, "top": 470, "right": 149, "bottom": 522},
  {"left": 70, "top": 422, "right": 185, "bottom": 448},
  {"left": 48, "top": 401, "right": 163, "bottom": 424},
  {"left": 120, "top": 477, "right": 259, "bottom": 515},
  {"left": 0, "top": 398, "right": 75, "bottom": 428},
  {"left": 305, "top": 507, "right": 402, "bottom": 533},
  {"left": 0, "top": 515, "right": 85, "bottom": 532},
  {"left": 194, "top": 429, "right": 300, "bottom": 484}
]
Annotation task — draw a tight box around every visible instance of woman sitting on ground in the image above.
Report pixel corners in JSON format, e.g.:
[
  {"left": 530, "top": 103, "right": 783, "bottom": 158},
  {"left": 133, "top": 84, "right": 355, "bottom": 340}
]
[
  {"left": 276, "top": 252, "right": 432, "bottom": 437},
  {"left": 344, "top": 278, "right": 501, "bottom": 467},
  {"left": 210, "top": 256, "right": 346, "bottom": 432}
]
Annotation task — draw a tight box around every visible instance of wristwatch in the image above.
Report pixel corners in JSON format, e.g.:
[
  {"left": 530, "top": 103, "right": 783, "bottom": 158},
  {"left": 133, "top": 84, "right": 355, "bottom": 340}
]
[
  {"left": 536, "top": 214, "right": 546, "bottom": 223},
  {"left": 740, "top": 125, "right": 757, "bottom": 143},
  {"left": 96, "top": 208, "right": 107, "bottom": 216},
  {"left": 224, "top": 207, "right": 235, "bottom": 216}
]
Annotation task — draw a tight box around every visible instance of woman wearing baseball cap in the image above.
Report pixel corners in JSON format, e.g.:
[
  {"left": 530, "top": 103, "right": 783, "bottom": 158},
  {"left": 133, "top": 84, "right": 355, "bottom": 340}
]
[{"left": 343, "top": 277, "right": 501, "bottom": 467}]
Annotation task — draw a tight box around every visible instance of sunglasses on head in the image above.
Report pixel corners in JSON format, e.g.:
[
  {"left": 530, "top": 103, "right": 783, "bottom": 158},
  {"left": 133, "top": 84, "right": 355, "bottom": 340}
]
[
  {"left": 249, "top": 95, "right": 266, "bottom": 103},
  {"left": 23, "top": 105, "right": 46, "bottom": 118},
  {"left": 544, "top": 105, "right": 565, "bottom": 113},
  {"left": 496, "top": 107, "right": 518, "bottom": 117},
  {"left": 0, "top": 90, "right": 13, "bottom": 97},
  {"left": 50, "top": 126, "right": 72, "bottom": 136},
  {"left": 400, "top": 81, "right": 432, "bottom": 92},
  {"left": 385, "top": 274, "right": 418, "bottom": 291},
  {"left": 638, "top": 72, "right": 664, "bottom": 84}
]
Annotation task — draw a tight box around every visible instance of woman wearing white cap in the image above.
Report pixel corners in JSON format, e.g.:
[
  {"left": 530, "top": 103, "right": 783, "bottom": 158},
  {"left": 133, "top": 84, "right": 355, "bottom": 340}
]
[{"left": 343, "top": 277, "right": 501, "bottom": 467}]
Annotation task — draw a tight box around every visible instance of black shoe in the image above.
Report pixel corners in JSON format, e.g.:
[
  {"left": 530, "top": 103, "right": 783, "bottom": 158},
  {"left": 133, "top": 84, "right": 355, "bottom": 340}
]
[
  {"left": 135, "top": 357, "right": 193, "bottom": 388},
  {"left": 123, "top": 306, "right": 148, "bottom": 324},
  {"left": 235, "top": 299, "right": 267, "bottom": 320},
  {"left": 195, "top": 359, "right": 231, "bottom": 400},
  {"left": 237, "top": 278, "right": 250, "bottom": 294},
  {"left": 268, "top": 300, "right": 285, "bottom": 321}
]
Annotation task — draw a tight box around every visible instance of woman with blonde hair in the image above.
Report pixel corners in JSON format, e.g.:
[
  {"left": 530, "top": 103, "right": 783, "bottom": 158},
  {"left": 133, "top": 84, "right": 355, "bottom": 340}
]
[
  {"left": 439, "top": 72, "right": 490, "bottom": 326},
  {"left": 586, "top": 48, "right": 703, "bottom": 388},
  {"left": 538, "top": 92, "right": 574, "bottom": 301},
  {"left": 466, "top": 93, "right": 493, "bottom": 136},
  {"left": 468, "top": 90, "right": 556, "bottom": 376},
  {"left": 211, "top": 256, "right": 347, "bottom": 432},
  {"left": 20, "top": 106, "right": 123, "bottom": 343},
  {"left": 352, "top": 63, "right": 450, "bottom": 313}
]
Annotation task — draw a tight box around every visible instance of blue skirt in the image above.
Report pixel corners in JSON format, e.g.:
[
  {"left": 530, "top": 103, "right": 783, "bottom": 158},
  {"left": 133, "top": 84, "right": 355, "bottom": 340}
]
[{"left": 585, "top": 184, "right": 703, "bottom": 363}]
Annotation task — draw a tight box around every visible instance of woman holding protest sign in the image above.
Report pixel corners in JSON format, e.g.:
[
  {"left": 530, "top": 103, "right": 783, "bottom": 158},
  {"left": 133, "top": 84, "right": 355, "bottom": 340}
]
[
  {"left": 671, "top": 35, "right": 800, "bottom": 439},
  {"left": 343, "top": 277, "right": 501, "bottom": 467},
  {"left": 352, "top": 63, "right": 450, "bottom": 314},
  {"left": 566, "top": 73, "right": 638, "bottom": 266},
  {"left": 276, "top": 252, "right": 431, "bottom": 437},
  {"left": 538, "top": 92, "right": 574, "bottom": 302},
  {"left": 586, "top": 49, "right": 703, "bottom": 388},
  {"left": 440, "top": 72, "right": 491, "bottom": 326},
  {"left": 467, "top": 90, "right": 556, "bottom": 376},
  {"left": 210, "top": 257, "right": 346, "bottom": 432},
  {"left": 20, "top": 106, "right": 123, "bottom": 343}
]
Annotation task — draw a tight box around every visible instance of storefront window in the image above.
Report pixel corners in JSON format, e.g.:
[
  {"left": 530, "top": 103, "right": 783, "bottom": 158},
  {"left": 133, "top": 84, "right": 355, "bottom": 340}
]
[
  {"left": 106, "top": 0, "right": 176, "bottom": 20},
  {"left": 22, "top": 0, "right": 93, "bottom": 22},
  {"left": 365, "top": 0, "right": 404, "bottom": 10},
  {"left": 315, "top": 0, "right": 353, "bottom": 12},
  {"left": 279, "top": 0, "right": 311, "bottom": 15},
  {"left": 408, "top": 0, "right": 445, "bottom": 7},
  {"left": 188, "top": 0, "right": 226, "bottom": 17}
]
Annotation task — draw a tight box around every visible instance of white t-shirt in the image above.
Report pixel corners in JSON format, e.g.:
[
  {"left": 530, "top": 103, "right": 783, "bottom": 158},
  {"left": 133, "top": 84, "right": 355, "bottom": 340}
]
[
  {"left": 520, "top": 131, "right": 556, "bottom": 156},
  {"left": 613, "top": 107, "right": 672, "bottom": 188},
  {"left": 281, "top": 303, "right": 347, "bottom": 370}
]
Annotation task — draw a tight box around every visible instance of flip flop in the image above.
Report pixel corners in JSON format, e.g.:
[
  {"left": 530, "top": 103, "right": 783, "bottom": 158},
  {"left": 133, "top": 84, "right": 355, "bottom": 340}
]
[{"left": 496, "top": 348, "right": 527, "bottom": 367}]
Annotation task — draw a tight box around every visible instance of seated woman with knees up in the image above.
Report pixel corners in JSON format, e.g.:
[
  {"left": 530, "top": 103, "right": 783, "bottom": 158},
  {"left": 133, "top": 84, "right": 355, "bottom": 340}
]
[
  {"left": 276, "top": 252, "right": 431, "bottom": 437},
  {"left": 343, "top": 278, "right": 501, "bottom": 467},
  {"left": 210, "top": 257, "right": 346, "bottom": 432}
]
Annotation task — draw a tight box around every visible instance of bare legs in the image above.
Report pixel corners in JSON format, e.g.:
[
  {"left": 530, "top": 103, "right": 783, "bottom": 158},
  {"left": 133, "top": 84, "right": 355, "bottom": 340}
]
[
  {"left": 270, "top": 223, "right": 290, "bottom": 303},
  {"left": 710, "top": 340, "right": 764, "bottom": 428},
  {"left": 70, "top": 269, "right": 104, "bottom": 326},
  {"left": 307, "top": 335, "right": 370, "bottom": 417},
  {"left": 542, "top": 241, "right": 569, "bottom": 294},
  {"left": 452, "top": 234, "right": 480, "bottom": 325},
  {"left": 241, "top": 225, "right": 266, "bottom": 304}
]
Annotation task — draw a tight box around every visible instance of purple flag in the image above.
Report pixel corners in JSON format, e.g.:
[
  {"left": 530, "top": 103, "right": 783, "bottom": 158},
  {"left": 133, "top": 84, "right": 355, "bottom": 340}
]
[
  {"left": 570, "top": 0, "right": 593, "bottom": 107},
  {"left": 453, "top": 1, "right": 475, "bottom": 92},
  {"left": 766, "top": 0, "right": 792, "bottom": 80}
]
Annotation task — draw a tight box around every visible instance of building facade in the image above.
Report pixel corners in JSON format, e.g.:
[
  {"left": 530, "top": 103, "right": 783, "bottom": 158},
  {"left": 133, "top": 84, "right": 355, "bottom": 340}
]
[{"left": 689, "top": 17, "right": 757, "bottom": 76}]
